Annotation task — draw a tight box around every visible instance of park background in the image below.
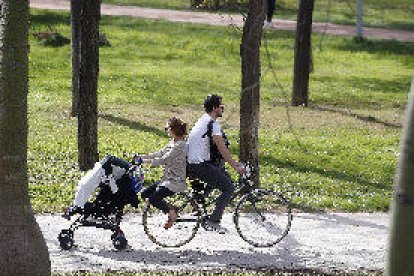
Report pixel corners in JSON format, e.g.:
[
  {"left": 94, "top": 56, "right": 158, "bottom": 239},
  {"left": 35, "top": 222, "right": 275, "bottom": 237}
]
[
  {"left": 29, "top": 0, "right": 413, "bottom": 214},
  {"left": 22, "top": 0, "right": 414, "bottom": 274}
]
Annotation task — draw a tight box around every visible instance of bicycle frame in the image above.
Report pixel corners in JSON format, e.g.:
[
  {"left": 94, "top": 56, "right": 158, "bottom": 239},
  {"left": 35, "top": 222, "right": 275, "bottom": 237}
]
[
  {"left": 143, "top": 164, "right": 292, "bottom": 248},
  {"left": 189, "top": 167, "right": 255, "bottom": 217}
]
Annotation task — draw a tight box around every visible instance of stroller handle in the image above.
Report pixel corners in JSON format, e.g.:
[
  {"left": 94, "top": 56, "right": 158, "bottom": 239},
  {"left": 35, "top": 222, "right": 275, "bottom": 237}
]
[{"left": 131, "top": 154, "right": 143, "bottom": 165}]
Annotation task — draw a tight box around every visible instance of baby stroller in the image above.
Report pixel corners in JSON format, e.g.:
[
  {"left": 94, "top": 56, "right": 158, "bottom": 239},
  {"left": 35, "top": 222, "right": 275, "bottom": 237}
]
[{"left": 58, "top": 155, "right": 144, "bottom": 250}]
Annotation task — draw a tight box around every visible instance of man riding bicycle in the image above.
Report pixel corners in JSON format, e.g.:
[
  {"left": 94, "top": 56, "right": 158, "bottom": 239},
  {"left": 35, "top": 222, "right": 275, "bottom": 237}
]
[{"left": 187, "top": 94, "right": 246, "bottom": 234}]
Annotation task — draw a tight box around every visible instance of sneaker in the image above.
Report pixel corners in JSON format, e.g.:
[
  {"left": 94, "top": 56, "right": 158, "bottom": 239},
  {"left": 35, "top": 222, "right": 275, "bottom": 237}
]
[
  {"left": 62, "top": 205, "right": 81, "bottom": 220},
  {"left": 264, "top": 21, "right": 274, "bottom": 29},
  {"left": 203, "top": 219, "right": 228, "bottom": 234}
]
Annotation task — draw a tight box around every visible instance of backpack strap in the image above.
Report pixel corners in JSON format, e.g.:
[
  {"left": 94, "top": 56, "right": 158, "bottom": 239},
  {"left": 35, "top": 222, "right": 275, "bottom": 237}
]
[{"left": 201, "top": 120, "right": 214, "bottom": 139}]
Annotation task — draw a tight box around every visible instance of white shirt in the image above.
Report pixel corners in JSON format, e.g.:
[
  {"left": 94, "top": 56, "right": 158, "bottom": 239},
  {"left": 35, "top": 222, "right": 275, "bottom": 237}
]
[{"left": 187, "top": 113, "right": 222, "bottom": 164}]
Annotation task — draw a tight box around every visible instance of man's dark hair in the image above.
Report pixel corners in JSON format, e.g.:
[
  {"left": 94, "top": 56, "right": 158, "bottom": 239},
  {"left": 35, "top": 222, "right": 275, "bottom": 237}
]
[{"left": 204, "top": 94, "right": 222, "bottom": 113}]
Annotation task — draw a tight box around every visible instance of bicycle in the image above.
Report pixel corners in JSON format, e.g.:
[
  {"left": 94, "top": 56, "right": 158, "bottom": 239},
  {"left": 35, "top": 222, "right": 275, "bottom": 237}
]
[{"left": 142, "top": 164, "right": 292, "bottom": 248}]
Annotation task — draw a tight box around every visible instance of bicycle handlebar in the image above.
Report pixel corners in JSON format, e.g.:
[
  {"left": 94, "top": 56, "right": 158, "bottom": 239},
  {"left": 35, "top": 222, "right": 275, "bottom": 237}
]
[{"left": 240, "top": 163, "right": 253, "bottom": 182}]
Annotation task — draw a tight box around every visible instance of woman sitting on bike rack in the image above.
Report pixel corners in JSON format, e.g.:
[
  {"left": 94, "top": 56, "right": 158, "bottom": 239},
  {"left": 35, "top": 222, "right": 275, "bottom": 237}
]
[{"left": 139, "top": 117, "right": 188, "bottom": 229}]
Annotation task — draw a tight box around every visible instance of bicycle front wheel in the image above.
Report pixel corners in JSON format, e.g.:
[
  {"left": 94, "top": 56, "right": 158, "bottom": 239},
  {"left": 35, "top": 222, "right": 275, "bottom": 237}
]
[
  {"left": 142, "top": 193, "right": 201, "bottom": 247},
  {"left": 234, "top": 188, "right": 292, "bottom": 247}
]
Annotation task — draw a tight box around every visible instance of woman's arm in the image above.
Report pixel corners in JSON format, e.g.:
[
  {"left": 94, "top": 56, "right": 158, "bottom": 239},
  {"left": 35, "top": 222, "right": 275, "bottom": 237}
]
[
  {"left": 150, "top": 142, "right": 186, "bottom": 167},
  {"left": 141, "top": 143, "right": 169, "bottom": 161}
]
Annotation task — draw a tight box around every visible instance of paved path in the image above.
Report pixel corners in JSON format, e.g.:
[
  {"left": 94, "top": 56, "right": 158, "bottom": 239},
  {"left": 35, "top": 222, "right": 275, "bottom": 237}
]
[
  {"left": 30, "top": 0, "right": 414, "bottom": 43},
  {"left": 38, "top": 212, "right": 388, "bottom": 274}
]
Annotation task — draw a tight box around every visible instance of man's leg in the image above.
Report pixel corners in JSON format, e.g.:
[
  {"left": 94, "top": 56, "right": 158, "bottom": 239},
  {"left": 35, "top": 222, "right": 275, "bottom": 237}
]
[
  {"left": 209, "top": 168, "right": 233, "bottom": 222},
  {"left": 188, "top": 163, "right": 234, "bottom": 223},
  {"left": 268, "top": 0, "right": 276, "bottom": 22}
]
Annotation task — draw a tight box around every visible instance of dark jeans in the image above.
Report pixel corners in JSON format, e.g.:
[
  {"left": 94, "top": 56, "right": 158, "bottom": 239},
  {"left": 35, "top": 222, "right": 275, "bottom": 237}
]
[
  {"left": 187, "top": 162, "right": 234, "bottom": 223},
  {"left": 266, "top": 0, "right": 276, "bottom": 22},
  {"left": 141, "top": 182, "right": 174, "bottom": 214}
]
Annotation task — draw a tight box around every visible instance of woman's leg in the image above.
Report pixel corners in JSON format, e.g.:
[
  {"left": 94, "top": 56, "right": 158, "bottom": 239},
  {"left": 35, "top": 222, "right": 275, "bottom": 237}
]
[
  {"left": 148, "top": 186, "right": 174, "bottom": 214},
  {"left": 140, "top": 182, "right": 159, "bottom": 200}
]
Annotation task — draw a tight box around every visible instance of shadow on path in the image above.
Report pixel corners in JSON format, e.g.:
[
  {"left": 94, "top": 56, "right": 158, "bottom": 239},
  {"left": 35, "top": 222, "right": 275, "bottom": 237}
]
[
  {"left": 88, "top": 246, "right": 307, "bottom": 271},
  {"left": 300, "top": 212, "right": 388, "bottom": 231}
]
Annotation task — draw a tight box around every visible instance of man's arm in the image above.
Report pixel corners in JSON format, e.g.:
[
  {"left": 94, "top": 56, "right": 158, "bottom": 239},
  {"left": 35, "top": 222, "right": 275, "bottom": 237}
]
[{"left": 212, "top": 135, "right": 246, "bottom": 174}]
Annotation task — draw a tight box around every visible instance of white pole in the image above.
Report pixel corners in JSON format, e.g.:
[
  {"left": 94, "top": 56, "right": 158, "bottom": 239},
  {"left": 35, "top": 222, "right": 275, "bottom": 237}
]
[{"left": 356, "top": 0, "right": 363, "bottom": 40}]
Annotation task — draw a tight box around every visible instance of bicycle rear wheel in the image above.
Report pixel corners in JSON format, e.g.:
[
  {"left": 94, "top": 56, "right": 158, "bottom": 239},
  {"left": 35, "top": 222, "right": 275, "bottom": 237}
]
[
  {"left": 234, "top": 188, "right": 292, "bottom": 247},
  {"left": 142, "top": 193, "right": 201, "bottom": 247}
]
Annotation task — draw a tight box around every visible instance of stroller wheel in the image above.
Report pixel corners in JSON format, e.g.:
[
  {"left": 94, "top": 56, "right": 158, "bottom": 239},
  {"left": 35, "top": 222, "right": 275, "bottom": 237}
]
[
  {"left": 112, "top": 234, "right": 128, "bottom": 250},
  {"left": 58, "top": 232, "right": 74, "bottom": 250}
]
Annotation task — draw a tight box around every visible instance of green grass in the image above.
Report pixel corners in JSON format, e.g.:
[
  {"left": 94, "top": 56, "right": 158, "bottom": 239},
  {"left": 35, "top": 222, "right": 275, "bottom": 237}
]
[
  {"left": 28, "top": 9, "right": 414, "bottom": 213},
  {"left": 101, "top": 0, "right": 414, "bottom": 31}
]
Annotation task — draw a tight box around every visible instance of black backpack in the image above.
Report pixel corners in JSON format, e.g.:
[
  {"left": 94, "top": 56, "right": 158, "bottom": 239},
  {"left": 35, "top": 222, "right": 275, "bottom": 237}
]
[{"left": 202, "top": 120, "right": 230, "bottom": 167}]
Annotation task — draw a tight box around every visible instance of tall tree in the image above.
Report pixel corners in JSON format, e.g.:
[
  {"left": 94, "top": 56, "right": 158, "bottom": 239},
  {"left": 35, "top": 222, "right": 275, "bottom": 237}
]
[
  {"left": 213, "top": 0, "right": 220, "bottom": 10},
  {"left": 240, "top": 0, "right": 264, "bottom": 187},
  {"left": 78, "top": 0, "right": 101, "bottom": 171},
  {"left": 70, "top": 0, "right": 81, "bottom": 117},
  {"left": 356, "top": 0, "right": 363, "bottom": 41},
  {"left": 0, "top": 0, "right": 51, "bottom": 274},
  {"left": 291, "top": 0, "right": 314, "bottom": 106},
  {"left": 386, "top": 79, "right": 414, "bottom": 276}
]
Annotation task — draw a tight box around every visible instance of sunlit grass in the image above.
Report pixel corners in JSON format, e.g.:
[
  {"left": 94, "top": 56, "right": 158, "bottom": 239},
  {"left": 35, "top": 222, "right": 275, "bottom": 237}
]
[{"left": 28, "top": 9, "right": 413, "bottom": 213}]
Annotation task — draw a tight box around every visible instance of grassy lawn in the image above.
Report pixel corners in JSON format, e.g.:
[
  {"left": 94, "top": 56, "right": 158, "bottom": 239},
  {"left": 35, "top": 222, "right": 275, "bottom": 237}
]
[
  {"left": 29, "top": 9, "right": 414, "bottom": 213},
  {"left": 101, "top": 0, "right": 414, "bottom": 31}
]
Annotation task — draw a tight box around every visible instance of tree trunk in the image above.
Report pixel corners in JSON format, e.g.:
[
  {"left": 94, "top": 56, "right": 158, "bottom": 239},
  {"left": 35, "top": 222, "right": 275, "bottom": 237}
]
[
  {"left": 240, "top": 0, "right": 264, "bottom": 187},
  {"left": 78, "top": 0, "right": 100, "bottom": 171},
  {"left": 0, "top": 1, "right": 51, "bottom": 274},
  {"left": 356, "top": 0, "right": 363, "bottom": 41},
  {"left": 386, "top": 79, "right": 414, "bottom": 276},
  {"left": 70, "top": 0, "right": 81, "bottom": 117},
  {"left": 291, "top": 0, "right": 314, "bottom": 107},
  {"left": 214, "top": 0, "right": 220, "bottom": 10}
]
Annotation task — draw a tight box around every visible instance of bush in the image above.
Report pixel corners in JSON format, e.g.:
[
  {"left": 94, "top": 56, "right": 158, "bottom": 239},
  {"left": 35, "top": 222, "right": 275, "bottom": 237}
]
[{"left": 34, "top": 30, "right": 70, "bottom": 47}]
